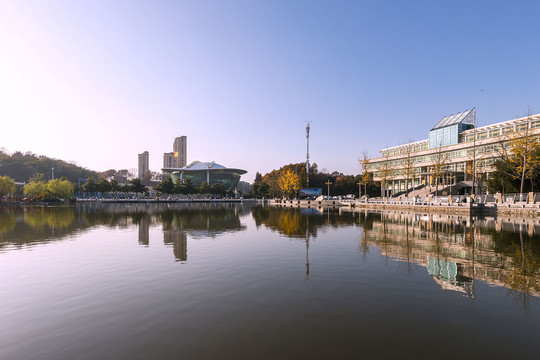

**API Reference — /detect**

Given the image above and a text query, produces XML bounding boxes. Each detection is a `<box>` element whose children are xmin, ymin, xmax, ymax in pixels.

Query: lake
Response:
<box><xmin>1</xmin><ymin>203</ymin><xmax>539</xmax><ymax>359</ymax></box>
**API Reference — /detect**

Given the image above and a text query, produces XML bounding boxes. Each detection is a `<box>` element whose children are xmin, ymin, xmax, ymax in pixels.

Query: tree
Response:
<box><xmin>507</xmin><ymin>113</ymin><xmax>540</xmax><ymax>194</ymax></box>
<box><xmin>0</xmin><ymin>175</ymin><xmax>16</xmax><ymax>198</ymax></box>
<box><xmin>100</xmin><ymin>169</ymin><xmax>117</xmax><ymax>180</ymax></box>
<box><xmin>129</xmin><ymin>178</ymin><xmax>147</xmax><ymax>196</ymax></box>
<box><xmin>110</xmin><ymin>179</ymin><xmax>120</xmax><ymax>197</ymax></box>
<box><xmin>376</xmin><ymin>153</ymin><xmax>395</xmax><ymax>198</ymax></box>
<box><xmin>0</xmin><ymin>151</ymin><xmax>99</xmax><ymax>183</ymax></box>
<box><xmin>252</xmin><ymin>181</ymin><xmax>270</xmax><ymax>198</ymax></box>
<box><xmin>96</xmin><ymin>177</ymin><xmax>112</xmax><ymax>194</ymax></box>
<box><xmin>278</xmin><ymin>169</ymin><xmax>301</xmax><ymax>199</ymax></box>
<box><xmin>359</xmin><ymin>151</ymin><xmax>372</xmax><ymax>197</ymax></box>
<box><xmin>154</xmin><ymin>177</ymin><xmax>175</xmax><ymax>195</ymax></box>
<box><xmin>83</xmin><ymin>177</ymin><xmax>97</xmax><ymax>196</ymax></box>
<box><xmin>399</xmin><ymin>143</ymin><xmax>417</xmax><ymax>197</ymax></box>
<box><xmin>47</xmin><ymin>178</ymin><xmax>74</xmax><ymax>200</ymax></box>
<box><xmin>115</xmin><ymin>169</ymin><xmax>131</xmax><ymax>182</ymax></box>
<box><xmin>210</xmin><ymin>183</ymin><xmax>226</xmax><ymax>196</ymax></box>
<box><xmin>430</xmin><ymin>140</ymin><xmax>449</xmax><ymax>195</ymax></box>
<box><xmin>24</xmin><ymin>174</ymin><xmax>48</xmax><ymax>199</ymax></box>
<box><xmin>198</xmin><ymin>181</ymin><xmax>210</xmax><ymax>194</ymax></box>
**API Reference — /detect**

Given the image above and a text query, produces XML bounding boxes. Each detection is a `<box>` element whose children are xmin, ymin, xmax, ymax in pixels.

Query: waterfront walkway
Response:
<box><xmin>269</xmin><ymin>195</ymin><xmax>540</xmax><ymax>218</ymax></box>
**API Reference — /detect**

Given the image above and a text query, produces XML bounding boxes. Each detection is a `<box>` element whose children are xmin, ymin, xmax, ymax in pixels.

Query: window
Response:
<box><xmin>477</xmin><ymin>132</ymin><xmax>487</xmax><ymax>140</ymax></box>
<box><xmin>502</xmin><ymin>126</ymin><xmax>514</xmax><ymax>135</ymax></box>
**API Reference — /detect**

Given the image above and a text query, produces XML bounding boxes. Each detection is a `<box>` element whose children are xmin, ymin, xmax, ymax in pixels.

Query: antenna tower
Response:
<box><xmin>306</xmin><ymin>121</ymin><xmax>310</xmax><ymax>186</ymax></box>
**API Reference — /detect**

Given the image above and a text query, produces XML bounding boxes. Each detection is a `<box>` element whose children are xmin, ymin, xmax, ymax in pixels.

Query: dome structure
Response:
<box><xmin>163</xmin><ymin>161</ymin><xmax>247</xmax><ymax>189</ymax></box>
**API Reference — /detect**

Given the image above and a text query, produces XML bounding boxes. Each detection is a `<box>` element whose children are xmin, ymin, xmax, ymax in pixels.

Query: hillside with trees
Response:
<box><xmin>0</xmin><ymin>150</ymin><xmax>99</xmax><ymax>183</ymax></box>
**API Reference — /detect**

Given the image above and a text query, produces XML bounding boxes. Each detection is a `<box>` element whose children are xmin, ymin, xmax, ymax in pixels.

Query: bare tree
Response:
<box><xmin>400</xmin><ymin>142</ymin><xmax>417</xmax><ymax>197</ymax></box>
<box><xmin>376</xmin><ymin>152</ymin><xmax>395</xmax><ymax>199</ymax></box>
<box><xmin>430</xmin><ymin>140</ymin><xmax>449</xmax><ymax>197</ymax></box>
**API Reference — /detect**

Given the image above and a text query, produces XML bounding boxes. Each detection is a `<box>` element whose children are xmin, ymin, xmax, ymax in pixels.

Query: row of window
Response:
<box><xmin>372</xmin><ymin>158</ymin><xmax>496</xmax><ymax>178</ymax></box>
<box><xmin>371</xmin><ymin>143</ymin><xmax>503</xmax><ymax>171</ymax></box>
<box><xmin>381</xmin><ymin>119</ymin><xmax>540</xmax><ymax>157</ymax></box>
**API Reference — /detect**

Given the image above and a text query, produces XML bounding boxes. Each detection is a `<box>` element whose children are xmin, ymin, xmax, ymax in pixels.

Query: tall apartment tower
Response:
<box><xmin>163</xmin><ymin>136</ymin><xmax>187</xmax><ymax>169</ymax></box>
<box><xmin>173</xmin><ymin>136</ymin><xmax>187</xmax><ymax>168</ymax></box>
<box><xmin>138</xmin><ymin>151</ymin><xmax>149</xmax><ymax>179</ymax></box>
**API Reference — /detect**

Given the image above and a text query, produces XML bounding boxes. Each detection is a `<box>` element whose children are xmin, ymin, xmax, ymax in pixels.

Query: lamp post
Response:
<box><xmin>325</xmin><ymin>180</ymin><xmax>332</xmax><ymax>199</ymax></box>
<box><xmin>358</xmin><ymin>182</ymin><xmax>362</xmax><ymax>199</ymax></box>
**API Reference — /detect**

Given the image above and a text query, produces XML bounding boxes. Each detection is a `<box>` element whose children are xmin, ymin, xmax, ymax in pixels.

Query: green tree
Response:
<box><xmin>154</xmin><ymin>177</ymin><xmax>175</xmax><ymax>194</ymax></box>
<box><xmin>129</xmin><ymin>178</ymin><xmax>147</xmax><ymax>196</ymax></box>
<box><xmin>210</xmin><ymin>182</ymin><xmax>226</xmax><ymax>196</ymax></box>
<box><xmin>198</xmin><ymin>181</ymin><xmax>210</xmax><ymax>194</ymax></box>
<box><xmin>252</xmin><ymin>181</ymin><xmax>270</xmax><ymax>198</ymax></box>
<box><xmin>24</xmin><ymin>174</ymin><xmax>48</xmax><ymax>199</ymax></box>
<box><xmin>96</xmin><ymin>177</ymin><xmax>112</xmax><ymax>194</ymax></box>
<box><xmin>110</xmin><ymin>179</ymin><xmax>120</xmax><ymax>196</ymax></box>
<box><xmin>0</xmin><ymin>175</ymin><xmax>16</xmax><ymax>198</ymax></box>
<box><xmin>83</xmin><ymin>177</ymin><xmax>97</xmax><ymax>196</ymax></box>
<box><xmin>47</xmin><ymin>178</ymin><xmax>74</xmax><ymax>200</ymax></box>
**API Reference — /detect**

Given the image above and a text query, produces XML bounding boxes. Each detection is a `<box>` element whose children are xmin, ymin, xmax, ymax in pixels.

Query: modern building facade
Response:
<box><xmin>138</xmin><ymin>151</ymin><xmax>149</xmax><ymax>179</ymax></box>
<box><xmin>369</xmin><ymin>109</ymin><xmax>540</xmax><ymax>196</ymax></box>
<box><xmin>164</xmin><ymin>161</ymin><xmax>247</xmax><ymax>189</ymax></box>
<box><xmin>163</xmin><ymin>136</ymin><xmax>187</xmax><ymax>170</ymax></box>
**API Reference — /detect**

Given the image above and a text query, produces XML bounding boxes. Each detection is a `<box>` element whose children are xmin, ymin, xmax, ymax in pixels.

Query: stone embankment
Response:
<box><xmin>268</xmin><ymin>199</ymin><xmax>540</xmax><ymax>218</ymax></box>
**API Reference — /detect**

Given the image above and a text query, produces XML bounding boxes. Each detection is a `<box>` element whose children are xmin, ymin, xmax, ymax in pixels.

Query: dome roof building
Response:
<box><xmin>163</xmin><ymin>161</ymin><xmax>247</xmax><ymax>189</ymax></box>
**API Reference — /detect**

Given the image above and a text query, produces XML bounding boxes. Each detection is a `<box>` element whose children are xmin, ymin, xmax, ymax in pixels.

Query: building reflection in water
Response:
<box><xmin>163</xmin><ymin>229</ymin><xmax>187</xmax><ymax>262</ymax></box>
<box><xmin>138</xmin><ymin>214</ymin><xmax>152</xmax><ymax>247</ymax></box>
<box><xmin>356</xmin><ymin>209</ymin><xmax>540</xmax><ymax>301</ymax></box>
<box><xmin>2</xmin><ymin>204</ymin><xmax>539</xmax><ymax>303</ymax></box>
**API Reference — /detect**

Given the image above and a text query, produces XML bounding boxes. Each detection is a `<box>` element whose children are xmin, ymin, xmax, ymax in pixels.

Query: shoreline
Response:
<box><xmin>268</xmin><ymin>199</ymin><xmax>540</xmax><ymax>218</ymax></box>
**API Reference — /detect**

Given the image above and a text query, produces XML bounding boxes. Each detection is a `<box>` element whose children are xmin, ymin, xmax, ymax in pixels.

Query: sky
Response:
<box><xmin>1</xmin><ymin>0</ymin><xmax>540</xmax><ymax>182</ymax></box>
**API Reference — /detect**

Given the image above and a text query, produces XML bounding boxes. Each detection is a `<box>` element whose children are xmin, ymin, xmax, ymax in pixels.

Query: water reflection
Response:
<box><xmin>0</xmin><ymin>204</ymin><xmax>247</xmax><ymax>263</ymax></box>
<box><xmin>1</xmin><ymin>204</ymin><xmax>539</xmax><ymax>300</ymax></box>
<box><xmin>359</xmin><ymin>210</ymin><xmax>540</xmax><ymax>302</ymax></box>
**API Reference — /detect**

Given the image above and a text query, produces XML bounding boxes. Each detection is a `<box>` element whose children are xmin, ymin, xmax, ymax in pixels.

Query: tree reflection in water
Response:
<box><xmin>1</xmin><ymin>204</ymin><xmax>539</xmax><ymax>304</ymax></box>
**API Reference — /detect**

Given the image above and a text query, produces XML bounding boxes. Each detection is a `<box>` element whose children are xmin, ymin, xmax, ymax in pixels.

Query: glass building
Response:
<box><xmin>428</xmin><ymin>109</ymin><xmax>475</xmax><ymax>148</ymax></box>
<box><xmin>369</xmin><ymin>109</ymin><xmax>540</xmax><ymax>196</ymax></box>
<box><xmin>163</xmin><ymin>161</ymin><xmax>247</xmax><ymax>189</ymax></box>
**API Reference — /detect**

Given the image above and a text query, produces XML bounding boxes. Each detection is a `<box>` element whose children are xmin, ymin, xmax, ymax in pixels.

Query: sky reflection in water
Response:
<box><xmin>1</xmin><ymin>203</ymin><xmax>539</xmax><ymax>359</ymax></box>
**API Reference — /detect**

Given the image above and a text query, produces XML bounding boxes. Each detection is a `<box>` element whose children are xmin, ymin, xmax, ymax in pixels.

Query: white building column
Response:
<box><xmin>207</xmin><ymin>171</ymin><xmax>210</xmax><ymax>183</ymax></box>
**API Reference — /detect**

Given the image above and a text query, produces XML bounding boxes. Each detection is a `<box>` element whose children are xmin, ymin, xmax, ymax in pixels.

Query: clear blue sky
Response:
<box><xmin>1</xmin><ymin>0</ymin><xmax>539</xmax><ymax>182</ymax></box>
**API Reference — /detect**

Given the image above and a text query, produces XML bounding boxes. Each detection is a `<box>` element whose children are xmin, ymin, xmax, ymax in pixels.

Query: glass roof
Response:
<box><xmin>431</xmin><ymin>108</ymin><xmax>475</xmax><ymax>130</ymax></box>
<box><xmin>183</xmin><ymin>161</ymin><xmax>226</xmax><ymax>170</ymax></box>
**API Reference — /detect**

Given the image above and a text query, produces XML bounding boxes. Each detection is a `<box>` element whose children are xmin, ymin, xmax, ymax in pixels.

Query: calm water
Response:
<box><xmin>1</xmin><ymin>203</ymin><xmax>539</xmax><ymax>359</ymax></box>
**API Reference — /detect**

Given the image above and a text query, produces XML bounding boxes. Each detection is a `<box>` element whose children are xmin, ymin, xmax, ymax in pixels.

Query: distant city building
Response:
<box><xmin>164</xmin><ymin>161</ymin><xmax>247</xmax><ymax>189</ymax></box>
<box><xmin>138</xmin><ymin>151</ymin><xmax>149</xmax><ymax>179</ymax></box>
<box><xmin>163</xmin><ymin>152</ymin><xmax>175</xmax><ymax>169</ymax></box>
<box><xmin>173</xmin><ymin>136</ymin><xmax>187</xmax><ymax>168</ymax></box>
<box><xmin>237</xmin><ymin>181</ymin><xmax>252</xmax><ymax>194</ymax></box>
<box><xmin>162</xmin><ymin>136</ymin><xmax>187</xmax><ymax>172</ymax></box>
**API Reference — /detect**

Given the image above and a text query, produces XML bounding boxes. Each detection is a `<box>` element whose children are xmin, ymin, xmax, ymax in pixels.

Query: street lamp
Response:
<box><xmin>325</xmin><ymin>180</ymin><xmax>332</xmax><ymax>199</ymax></box>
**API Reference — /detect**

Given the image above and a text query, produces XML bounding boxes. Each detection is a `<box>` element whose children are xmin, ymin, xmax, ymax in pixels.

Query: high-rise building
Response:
<box><xmin>163</xmin><ymin>152</ymin><xmax>175</xmax><ymax>169</ymax></box>
<box><xmin>138</xmin><ymin>151</ymin><xmax>149</xmax><ymax>179</ymax></box>
<box><xmin>163</xmin><ymin>136</ymin><xmax>187</xmax><ymax>170</ymax></box>
<box><xmin>173</xmin><ymin>136</ymin><xmax>187</xmax><ymax>168</ymax></box>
